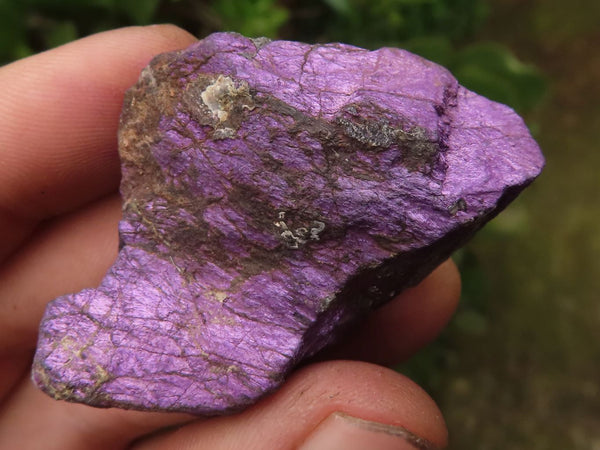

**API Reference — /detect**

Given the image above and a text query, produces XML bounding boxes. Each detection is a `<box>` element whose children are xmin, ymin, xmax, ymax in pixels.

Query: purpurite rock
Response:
<box><xmin>32</xmin><ymin>33</ymin><xmax>544</xmax><ymax>414</ymax></box>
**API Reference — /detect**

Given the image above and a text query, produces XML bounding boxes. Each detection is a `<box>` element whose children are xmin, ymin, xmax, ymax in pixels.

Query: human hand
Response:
<box><xmin>0</xmin><ymin>25</ymin><xmax>460</xmax><ymax>450</ymax></box>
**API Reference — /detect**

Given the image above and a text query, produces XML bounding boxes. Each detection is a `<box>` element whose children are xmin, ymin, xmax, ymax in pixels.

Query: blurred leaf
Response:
<box><xmin>451</xmin><ymin>42</ymin><xmax>547</xmax><ymax>112</ymax></box>
<box><xmin>44</xmin><ymin>21</ymin><xmax>78</xmax><ymax>48</ymax></box>
<box><xmin>454</xmin><ymin>42</ymin><xmax>529</xmax><ymax>76</ymax></box>
<box><xmin>0</xmin><ymin>0</ymin><xmax>27</xmax><ymax>63</ymax></box>
<box><xmin>12</xmin><ymin>42</ymin><xmax>34</xmax><ymax>60</ymax></box>
<box><xmin>91</xmin><ymin>0</ymin><xmax>117</xmax><ymax>7</ymax></box>
<box><xmin>403</xmin><ymin>35</ymin><xmax>453</xmax><ymax>67</ymax></box>
<box><xmin>313</xmin><ymin>0</ymin><xmax>490</xmax><ymax>49</ymax></box>
<box><xmin>392</xmin><ymin>0</ymin><xmax>434</xmax><ymax>4</ymax></box>
<box><xmin>213</xmin><ymin>0</ymin><xmax>289</xmax><ymax>37</ymax></box>
<box><xmin>117</xmin><ymin>0</ymin><xmax>161</xmax><ymax>24</ymax></box>
<box><xmin>453</xmin><ymin>62</ymin><xmax>519</xmax><ymax>108</ymax></box>
<box><xmin>25</xmin><ymin>0</ymin><xmax>115</xmax><ymax>10</ymax></box>
<box><xmin>322</xmin><ymin>0</ymin><xmax>352</xmax><ymax>15</ymax></box>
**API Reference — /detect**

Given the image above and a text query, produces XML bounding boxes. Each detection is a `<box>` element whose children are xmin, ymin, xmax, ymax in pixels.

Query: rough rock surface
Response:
<box><xmin>32</xmin><ymin>32</ymin><xmax>544</xmax><ymax>414</ymax></box>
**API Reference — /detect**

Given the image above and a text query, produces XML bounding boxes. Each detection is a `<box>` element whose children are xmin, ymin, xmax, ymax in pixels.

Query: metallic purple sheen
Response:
<box><xmin>32</xmin><ymin>33</ymin><xmax>544</xmax><ymax>414</ymax></box>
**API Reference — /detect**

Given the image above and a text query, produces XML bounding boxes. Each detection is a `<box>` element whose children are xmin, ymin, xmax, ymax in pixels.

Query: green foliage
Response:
<box><xmin>0</xmin><ymin>0</ymin><xmax>30</xmax><ymax>62</ymax></box>
<box><xmin>0</xmin><ymin>0</ymin><xmax>163</xmax><ymax>64</ymax></box>
<box><xmin>451</xmin><ymin>42</ymin><xmax>547</xmax><ymax>113</ymax></box>
<box><xmin>315</xmin><ymin>0</ymin><xmax>490</xmax><ymax>48</ymax></box>
<box><xmin>117</xmin><ymin>0</ymin><xmax>161</xmax><ymax>25</ymax></box>
<box><xmin>322</xmin><ymin>0</ymin><xmax>352</xmax><ymax>15</ymax></box>
<box><xmin>44</xmin><ymin>20</ymin><xmax>77</xmax><ymax>48</ymax></box>
<box><xmin>212</xmin><ymin>0</ymin><xmax>289</xmax><ymax>38</ymax></box>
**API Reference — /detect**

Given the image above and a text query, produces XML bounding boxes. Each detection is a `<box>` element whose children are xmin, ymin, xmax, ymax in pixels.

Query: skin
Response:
<box><xmin>0</xmin><ymin>25</ymin><xmax>461</xmax><ymax>450</ymax></box>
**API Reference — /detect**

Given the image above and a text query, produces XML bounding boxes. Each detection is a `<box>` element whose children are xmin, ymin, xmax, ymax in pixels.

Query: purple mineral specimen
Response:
<box><xmin>32</xmin><ymin>33</ymin><xmax>543</xmax><ymax>414</ymax></box>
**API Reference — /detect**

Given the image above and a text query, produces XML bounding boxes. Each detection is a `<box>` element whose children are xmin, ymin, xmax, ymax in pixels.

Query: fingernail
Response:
<box><xmin>298</xmin><ymin>412</ymin><xmax>439</xmax><ymax>450</ymax></box>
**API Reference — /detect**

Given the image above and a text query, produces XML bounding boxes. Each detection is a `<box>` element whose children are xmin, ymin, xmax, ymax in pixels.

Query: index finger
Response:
<box><xmin>0</xmin><ymin>25</ymin><xmax>196</xmax><ymax>259</ymax></box>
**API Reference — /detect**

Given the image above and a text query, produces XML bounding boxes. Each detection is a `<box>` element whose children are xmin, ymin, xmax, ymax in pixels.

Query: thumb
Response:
<box><xmin>133</xmin><ymin>360</ymin><xmax>447</xmax><ymax>450</ymax></box>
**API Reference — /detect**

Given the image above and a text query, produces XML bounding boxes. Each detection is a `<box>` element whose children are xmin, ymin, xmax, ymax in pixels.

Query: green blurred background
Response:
<box><xmin>2</xmin><ymin>0</ymin><xmax>598</xmax><ymax>447</ymax></box>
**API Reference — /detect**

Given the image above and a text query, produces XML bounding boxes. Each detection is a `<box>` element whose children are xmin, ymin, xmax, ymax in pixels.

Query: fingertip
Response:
<box><xmin>133</xmin><ymin>361</ymin><xmax>447</xmax><ymax>450</ymax></box>
<box><xmin>432</xmin><ymin>258</ymin><xmax>461</xmax><ymax>310</ymax></box>
<box><xmin>285</xmin><ymin>361</ymin><xmax>448</xmax><ymax>448</ymax></box>
<box><xmin>142</xmin><ymin>24</ymin><xmax>197</xmax><ymax>44</ymax></box>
